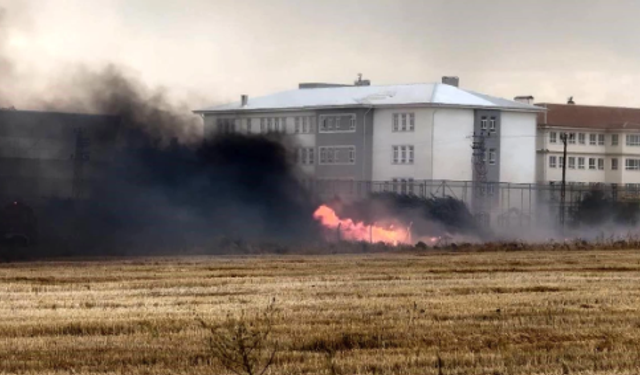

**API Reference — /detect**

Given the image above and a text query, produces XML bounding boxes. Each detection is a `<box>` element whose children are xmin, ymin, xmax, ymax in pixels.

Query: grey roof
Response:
<box><xmin>194</xmin><ymin>83</ymin><xmax>544</xmax><ymax>113</ymax></box>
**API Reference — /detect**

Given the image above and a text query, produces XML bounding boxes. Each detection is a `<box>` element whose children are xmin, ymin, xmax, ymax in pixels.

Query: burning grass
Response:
<box><xmin>1</xmin><ymin>249</ymin><xmax>640</xmax><ymax>374</ymax></box>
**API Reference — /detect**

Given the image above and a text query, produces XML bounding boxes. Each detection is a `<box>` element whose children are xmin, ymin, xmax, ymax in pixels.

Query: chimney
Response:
<box><xmin>354</xmin><ymin>73</ymin><xmax>371</xmax><ymax>86</ymax></box>
<box><xmin>514</xmin><ymin>95</ymin><xmax>535</xmax><ymax>105</ymax></box>
<box><xmin>567</xmin><ymin>96</ymin><xmax>575</xmax><ymax>105</ymax></box>
<box><xmin>241</xmin><ymin>95</ymin><xmax>248</xmax><ymax>107</ymax></box>
<box><xmin>442</xmin><ymin>76</ymin><xmax>459</xmax><ymax>87</ymax></box>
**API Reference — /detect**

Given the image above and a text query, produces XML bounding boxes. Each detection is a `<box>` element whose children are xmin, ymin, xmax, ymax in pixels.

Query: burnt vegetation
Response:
<box><xmin>329</xmin><ymin>192</ymin><xmax>486</xmax><ymax>240</ymax></box>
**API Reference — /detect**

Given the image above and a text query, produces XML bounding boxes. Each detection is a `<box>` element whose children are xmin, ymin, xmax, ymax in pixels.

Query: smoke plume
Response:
<box><xmin>0</xmin><ymin>7</ymin><xmax>327</xmax><ymax>256</ymax></box>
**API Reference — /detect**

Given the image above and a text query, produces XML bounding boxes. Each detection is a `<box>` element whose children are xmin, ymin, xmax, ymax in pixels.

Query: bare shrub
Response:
<box><xmin>198</xmin><ymin>301</ymin><xmax>278</xmax><ymax>375</ymax></box>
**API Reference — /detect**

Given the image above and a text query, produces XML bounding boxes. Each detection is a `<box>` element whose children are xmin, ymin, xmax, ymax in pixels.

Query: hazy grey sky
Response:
<box><xmin>2</xmin><ymin>0</ymin><xmax>640</xmax><ymax>109</ymax></box>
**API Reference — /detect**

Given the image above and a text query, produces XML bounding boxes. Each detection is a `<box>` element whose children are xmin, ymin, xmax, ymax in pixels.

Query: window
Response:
<box><xmin>550</xmin><ymin>132</ymin><xmax>557</xmax><ymax>144</ymax></box>
<box><xmin>392</xmin><ymin>145</ymin><xmax>415</xmax><ymax>164</ymax></box>
<box><xmin>578</xmin><ymin>133</ymin><xmax>585</xmax><ymax>145</ymax></box>
<box><xmin>246</xmin><ymin>118</ymin><xmax>252</xmax><ymax>133</ymax></box>
<box><xmin>578</xmin><ymin>157</ymin><xmax>585</xmax><ymax>169</ymax></box>
<box><xmin>392</xmin><ymin>113</ymin><xmax>415</xmax><ymax>132</ymax></box>
<box><xmin>308</xmin><ymin>148</ymin><xmax>315</xmax><ymax>165</ymax></box>
<box><xmin>486</xmin><ymin>183</ymin><xmax>497</xmax><ymax>197</ymax></box>
<box><xmin>216</xmin><ymin>119</ymin><xmax>235</xmax><ymax>134</ymax></box>
<box><xmin>626</xmin><ymin>184</ymin><xmax>640</xmax><ymax>195</ymax></box>
<box><xmin>267</xmin><ymin>118</ymin><xmax>273</xmax><ymax>131</ymax></box>
<box><xmin>559</xmin><ymin>156</ymin><xmax>564</xmax><ymax>168</ymax></box>
<box><xmin>567</xmin><ymin>133</ymin><xmax>576</xmax><ymax>144</ymax></box>
<box><xmin>318</xmin><ymin>146</ymin><xmax>356</xmax><ymax>165</ymax></box>
<box><xmin>589</xmin><ymin>158</ymin><xmax>596</xmax><ymax>170</ymax></box>
<box><xmin>488</xmin><ymin>148</ymin><xmax>496</xmax><ymax>165</ymax></box>
<box><xmin>597</xmin><ymin>134</ymin><xmax>605</xmax><ymax>146</ymax></box>
<box><xmin>295</xmin><ymin>117</ymin><xmax>313</xmax><ymax>134</ymax></box>
<box><xmin>549</xmin><ymin>156</ymin><xmax>557</xmax><ymax>168</ymax></box>
<box><xmin>319</xmin><ymin>114</ymin><xmax>356</xmax><ymax>133</ymax></box>
<box><xmin>295</xmin><ymin>147</ymin><xmax>315</xmax><ymax>165</ymax></box>
<box><xmin>274</xmin><ymin>118</ymin><xmax>279</xmax><ymax>132</ymax></box>
<box><xmin>611</xmin><ymin>158</ymin><xmax>619</xmax><ymax>170</ymax></box>
<box><xmin>626</xmin><ymin>134</ymin><xmax>640</xmax><ymax>146</ymax></box>
<box><xmin>260</xmin><ymin>118</ymin><xmax>266</xmax><ymax>133</ymax></box>
<box><xmin>598</xmin><ymin>158</ymin><xmax>604</xmax><ymax>170</ymax></box>
<box><xmin>626</xmin><ymin>183</ymin><xmax>640</xmax><ymax>192</ymax></box>
<box><xmin>480</xmin><ymin>117</ymin><xmax>488</xmax><ymax>131</ymax></box>
<box><xmin>568</xmin><ymin>157</ymin><xmax>576</xmax><ymax>169</ymax></box>
<box><xmin>611</xmin><ymin>134</ymin><xmax>619</xmax><ymax>146</ymax></box>
<box><xmin>392</xmin><ymin>178</ymin><xmax>414</xmax><ymax>195</ymax></box>
<box><xmin>489</xmin><ymin>117</ymin><xmax>496</xmax><ymax>132</ymax></box>
<box><xmin>626</xmin><ymin>158</ymin><xmax>640</xmax><ymax>170</ymax></box>
<box><xmin>589</xmin><ymin>134</ymin><xmax>596</xmax><ymax>145</ymax></box>
<box><xmin>309</xmin><ymin>117</ymin><xmax>316</xmax><ymax>133</ymax></box>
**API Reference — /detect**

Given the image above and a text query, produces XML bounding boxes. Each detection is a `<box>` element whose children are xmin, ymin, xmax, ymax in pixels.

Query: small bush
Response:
<box><xmin>198</xmin><ymin>301</ymin><xmax>278</xmax><ymax>375</ymax></box>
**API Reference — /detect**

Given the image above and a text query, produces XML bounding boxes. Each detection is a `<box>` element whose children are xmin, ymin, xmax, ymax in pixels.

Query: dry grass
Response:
<box><xmin>2</xmin><ymin>249</ymin><xmax>640</xmax><ymax>374</ymax></box>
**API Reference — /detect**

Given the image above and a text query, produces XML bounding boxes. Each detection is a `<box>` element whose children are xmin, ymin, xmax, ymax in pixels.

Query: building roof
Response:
<box><xmin>537</xmin><ymin>103</ymin><xmax>640</xmax><ymax>130</ymax></box>
<box><xmin>195</xmin><ymin>83</ymin><xmax>543</xmax><ymax>113</ymax></box>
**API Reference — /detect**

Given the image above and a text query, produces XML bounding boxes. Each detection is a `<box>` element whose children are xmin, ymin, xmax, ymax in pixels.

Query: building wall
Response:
<box><xmin>537</xmin><ymin>127</ymin><xmax>640</xmax><ymax>186</ymax></box>
<box><xmin>202</xmin><ymin>111</ymin><xmax>320</xmax><ymax>176</ymax></box>
<box><xmin>372</xmin><ymin>107</ymin><xmax>436</xmax><ymax>181</ymax></box>
<box><xmin>432</xmin><ymin>108</ymin><xmax>475</xmax><ymax>181</ymax></box>
<box><xmin>315</xmin><ymin>108</ymin><xmax>373</xmax><ymax>181</ymax></box>
<box><xmin>0</xmin><ymin>110</ymin><xmax>120</xmax><ymax>200</ymax></box>
<box><xmin>203</xmin><ymin>107</ymin><xmax>541</xmax><ymax>185</ymax></box>
<box><xmin>473</xmin><ymin>110</ymin><xmax>501</xmax><ymax>182</ymax></box>
<box><xmin>500</xmin><ymin>111</ymin><xmax>537</xmax><ymax>183</ymax></box>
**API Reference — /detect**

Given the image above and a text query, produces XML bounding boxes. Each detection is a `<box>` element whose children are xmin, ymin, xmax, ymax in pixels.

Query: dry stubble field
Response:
<box><xmin>1</xmin><ymin>249</ymin><xmax>640</xmax><ymax>374</ymax></box>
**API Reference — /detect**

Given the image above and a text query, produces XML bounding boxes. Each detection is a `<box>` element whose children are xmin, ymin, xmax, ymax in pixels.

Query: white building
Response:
<box><xmin>194</xmin><ymin>78</ymin><xmax>542</xmax><ymax>187</ymax></box>
<box><xmin>194</xmin><ymin>77</ymin><xmax>544</xmax><ymax>225</ymax></box>
<box><xmin>536</xmin><ymin>102</ymin><xmax>640</xmax><ymax>193</ymax></box>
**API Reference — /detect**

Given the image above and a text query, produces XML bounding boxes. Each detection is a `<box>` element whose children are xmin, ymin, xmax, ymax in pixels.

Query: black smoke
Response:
<box><xmin>37</xmin><ymin>133</ymin><xmax>322</xmax><ymax>256</ymax></box>
<box><xmin>0</xmin><ymin>8</ymin><xmax>323</xmax><ymax>256</ymax></box>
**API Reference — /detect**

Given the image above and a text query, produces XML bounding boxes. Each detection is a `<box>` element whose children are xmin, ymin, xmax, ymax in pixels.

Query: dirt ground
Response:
<box><xmin>1</xmin><ymin>249</ymin><xmax>640</xmax><ymax>374</ymax></box>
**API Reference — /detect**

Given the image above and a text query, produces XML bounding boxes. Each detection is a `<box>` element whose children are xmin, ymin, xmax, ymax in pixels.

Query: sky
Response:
<box><xmin>2</xmin><ymin>0</ymin><xmax>640</xmax><ymax>110</ymax></box>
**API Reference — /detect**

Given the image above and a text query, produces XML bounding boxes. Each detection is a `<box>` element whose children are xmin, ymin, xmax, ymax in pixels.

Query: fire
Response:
<box><xmin>313</xmin><ymin>205</ymin><xmax>410</xmax><ymax>245</ymax></box>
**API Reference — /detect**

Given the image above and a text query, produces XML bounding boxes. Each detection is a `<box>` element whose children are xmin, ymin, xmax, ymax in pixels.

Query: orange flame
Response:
<box><xmin>313</xmin><ymin>205</ymin><xmax>410</xmax><ymax>245</ymax></box>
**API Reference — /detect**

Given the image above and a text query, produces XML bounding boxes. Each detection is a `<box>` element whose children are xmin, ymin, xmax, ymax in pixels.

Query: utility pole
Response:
<box><xmin>559</xmin><ymin>132</ymin><xmax>568</xmax><ymax>232</ymax></box>
<box><xmin>472</xmin><ymin>131</ymin><xmax>490</xmax><ymax>227</ymax></box>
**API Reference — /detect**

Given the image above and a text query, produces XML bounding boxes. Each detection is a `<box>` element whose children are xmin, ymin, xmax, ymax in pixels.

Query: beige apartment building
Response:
<box><xmin>536</xmin><ymin>103</ymin><xmax>640</xmax><ymax>191</ymax></box>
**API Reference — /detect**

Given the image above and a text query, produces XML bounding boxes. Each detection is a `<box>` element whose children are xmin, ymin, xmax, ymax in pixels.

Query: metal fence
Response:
<box><xmin>302</xmin><ymin>179</ymin><xmax>639</xmax><ymax>229</ymax></box>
